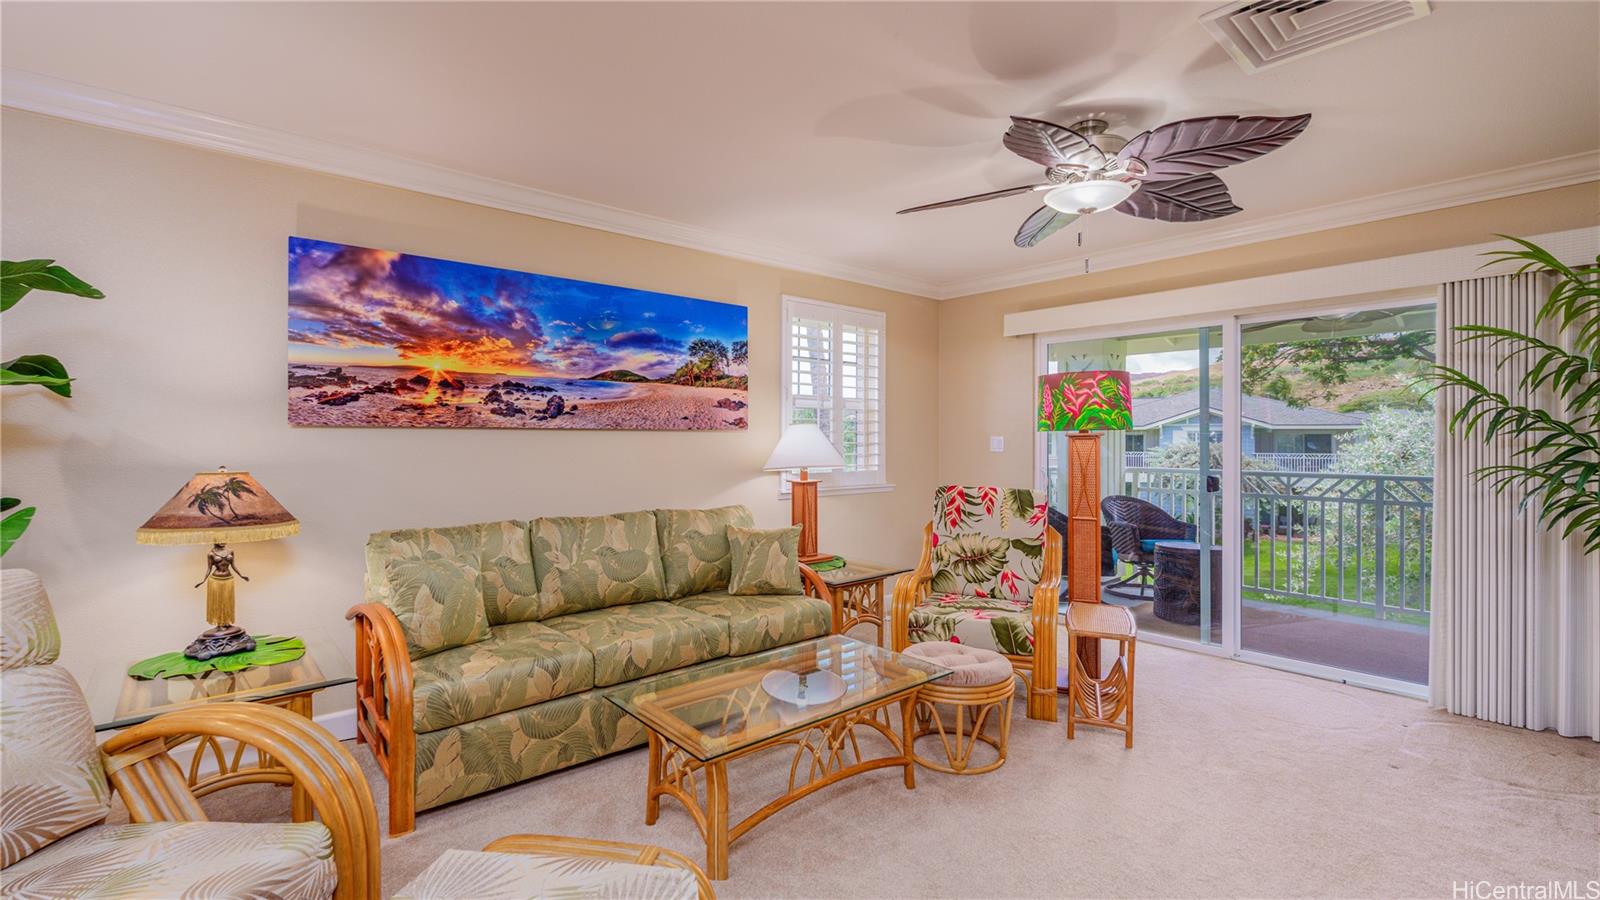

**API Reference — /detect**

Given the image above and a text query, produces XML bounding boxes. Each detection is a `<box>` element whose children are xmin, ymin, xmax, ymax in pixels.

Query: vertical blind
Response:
<box><xmin>1431</xmin><ymin>273</ymin><xmax>1599</xmax><ymax>740</ymax></box>
<box><xmin>784</xmin><ymin>297</ymin><xmax>886</xmax><ymax>487</ymax></box>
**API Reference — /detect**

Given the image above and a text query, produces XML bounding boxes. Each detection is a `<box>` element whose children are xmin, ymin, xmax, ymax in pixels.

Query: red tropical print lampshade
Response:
<box><xmin>1037</xmin><ymin>370</ymin><xmax>1133</xmax><ymax>432</ymax></box>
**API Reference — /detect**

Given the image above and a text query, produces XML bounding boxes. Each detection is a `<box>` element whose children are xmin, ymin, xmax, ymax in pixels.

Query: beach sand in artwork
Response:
<box><xmin>287</xmin><ymin>365</ymin><xmax>747</xmax><ymax>430</ymax></box>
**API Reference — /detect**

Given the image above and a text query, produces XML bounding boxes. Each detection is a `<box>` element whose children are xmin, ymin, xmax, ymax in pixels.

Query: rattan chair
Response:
<box><xmin>1101</xmin><ymin>496</ymin><xmax>1196</xmax><ymax>601</ymax></box>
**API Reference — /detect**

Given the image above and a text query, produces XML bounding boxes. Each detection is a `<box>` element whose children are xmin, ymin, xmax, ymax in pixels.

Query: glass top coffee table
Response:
<box><xmin>607</xmin><ymin>635</ymin><xmax>948</xmax><ymax>880</ymax></box>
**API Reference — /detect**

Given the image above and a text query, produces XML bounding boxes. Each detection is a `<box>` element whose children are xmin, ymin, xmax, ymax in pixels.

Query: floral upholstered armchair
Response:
<box><xmin>889</xmin><ymin>486</ymin><xmax>1063</xmax><ymax>721</ymax></box>
<box><xmin>0</xmin><ymin>570</ymin><xmax>380</xmax><ymax>899</ymax></box>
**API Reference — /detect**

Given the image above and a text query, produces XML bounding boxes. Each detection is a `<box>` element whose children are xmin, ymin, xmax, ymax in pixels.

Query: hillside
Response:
<box><xmin>1132</xmin><ymin>361</ymin><xmax>1430</xmax><ymax>413</ymax></box>
<box><xmin>588</xmin><ymin>369</ymin><xmax>649</xmax><ymax>382</ymax></box>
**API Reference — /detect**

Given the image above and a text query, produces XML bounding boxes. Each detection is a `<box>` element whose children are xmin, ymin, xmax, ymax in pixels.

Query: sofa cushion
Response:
<box><xmin>906</xmin><ymin>592</ymin><xmax>1036</xmax><ymax>657</ymax></box>
<box><xmin>370</xmin><ymin>524</ymin><xmax>492</xmax><ymax>658</ymax></box>
<box><xmin>655</xmin><ymin>505</ymin><xmax>755</xmax><ymax>598</ymax></box>
<box><xmin>411</xmin><ymin>621</ymin><xmax>595</xmax><ymax>733</ymax></box>
<box><xmin>726</xmin><ymin>525</ymin><xmax>805</xmax><ymax>596</ymax></box>
<box><xmin>530</xmin><ymin>511</ymin><xmax>666</xmax><ymax>618</ymax></box>
<box><xmin>0</xmin><ymin>821</ymin><xmax>336</xmax><ymax>899</ymax></box>
<box><xmin>542</xmin><ymin>602</ymin><xmax>728</xmax><ymax>687</ymax></box>
<box><xmin>676</xmin><ymin>591</ymin><xmax>832</xmax><ymax>656</ymax></box>
<box><xmin>480</xmin><ymin>519</ymin><xmax>541</xmax><ymax>626</ymax></box>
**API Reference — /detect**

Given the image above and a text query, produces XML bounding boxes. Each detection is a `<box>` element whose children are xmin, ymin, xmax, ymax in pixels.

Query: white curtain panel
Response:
<box><xmin>1430</xmin><ymin>273</ymin><xmax>1600</xmax><ymax>740</ymax></box>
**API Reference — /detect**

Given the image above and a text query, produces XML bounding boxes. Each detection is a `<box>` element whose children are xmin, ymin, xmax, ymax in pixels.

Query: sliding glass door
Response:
<box><xmin>1041</xmin><ymin>325</ymin><xmax>1226</xmax><ymax>647</ymax></box>
<box><xmin>1235</xmin><ymin>304</ymin><xmax>1435</xmax><ymax>685</ymax></box>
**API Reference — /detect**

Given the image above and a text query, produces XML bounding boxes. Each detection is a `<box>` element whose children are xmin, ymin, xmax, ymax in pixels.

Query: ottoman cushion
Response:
<box><xmin>904</xmin><ymin>640</ymin><xmax>1013</xmax><ymax>687</ymax></box>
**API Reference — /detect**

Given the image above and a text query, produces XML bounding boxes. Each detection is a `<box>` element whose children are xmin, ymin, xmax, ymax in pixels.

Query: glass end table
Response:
<box><xmin>804</xmin><ymin>559</ymin><xmax>912</xmax><ymax>644</ymax></box>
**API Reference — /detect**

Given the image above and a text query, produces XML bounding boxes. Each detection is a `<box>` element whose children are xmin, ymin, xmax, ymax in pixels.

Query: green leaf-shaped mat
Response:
<box><xmin>127</xmin><ymin>635</ymin><xmax>306</xmax><ymax>679</ymax></box>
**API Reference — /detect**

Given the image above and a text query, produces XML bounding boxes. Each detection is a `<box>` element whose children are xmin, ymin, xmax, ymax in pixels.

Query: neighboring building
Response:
<box><xmin>1127</xmin><ymin>390</ymin><xmax>1365</xmax><ymax>457</ymax></box>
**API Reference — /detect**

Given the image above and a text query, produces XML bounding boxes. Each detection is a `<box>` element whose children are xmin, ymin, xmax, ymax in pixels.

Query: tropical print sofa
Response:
<box><xmin>889</xmin><ymin>486</ymin><xmax>1063</xmax><ymax>722</ymax></box>
<box><xmin>348</xmin><ymin>505</ymin><xmax>833</xmax><ymax>836</ymax></box>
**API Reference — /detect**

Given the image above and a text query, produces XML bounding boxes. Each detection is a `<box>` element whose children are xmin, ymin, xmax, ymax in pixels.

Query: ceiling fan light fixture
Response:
<box><xmin>1043</xmin><ymin>178</ymin><xmax>1135</xmax><ymax>215</ymax></box>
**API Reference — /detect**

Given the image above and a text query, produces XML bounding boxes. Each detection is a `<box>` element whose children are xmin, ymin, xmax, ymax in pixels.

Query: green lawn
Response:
<box><xmin>1241</xmin><ymin>535</ymin><xmax>1429</xmax><ymax>626</ymax></box>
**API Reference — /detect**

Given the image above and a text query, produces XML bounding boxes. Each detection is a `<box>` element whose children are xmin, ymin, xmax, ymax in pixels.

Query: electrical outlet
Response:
<box><xmin>989</xmin><ymin>436</ymin><xmax>1005</xmax><ymax>453</ymax></box>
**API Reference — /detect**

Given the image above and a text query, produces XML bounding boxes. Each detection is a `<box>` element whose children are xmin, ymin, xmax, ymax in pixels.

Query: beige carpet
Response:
<box><xmin>193</xmin><ymin>642</ymin><xmax>1599</xmax><ymax>898</ymax></box>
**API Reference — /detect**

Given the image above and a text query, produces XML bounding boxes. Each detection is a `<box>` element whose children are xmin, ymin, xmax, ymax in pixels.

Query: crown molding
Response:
<box><xmin>4</xmin><ymin>68</ymin><xmax>1594</xmax><ymax>302</ymax></box>
<box><xmin>0</xmin><ymin>68</ymin><xmax>944</xmax><ymax>298</ymax></box>
<box><xmin>940</xmin><ymin>150</ymin><xmax>1600</xmax><ymax>299</ymax></box>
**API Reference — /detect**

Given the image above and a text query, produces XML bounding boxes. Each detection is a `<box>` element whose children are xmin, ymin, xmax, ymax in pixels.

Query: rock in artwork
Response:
<box><xmin>287</xmin><ymin>237</ymin><xmax>749</xmax><ymax>430</ymax></box>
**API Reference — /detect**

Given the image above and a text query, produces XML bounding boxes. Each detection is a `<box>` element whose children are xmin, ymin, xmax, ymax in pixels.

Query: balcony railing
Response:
<box><xmin>1122</xmin><ymin>466</ymin><xmax>1434</xmax><ymax>623</ymax></box>
<box><xmin>1124</xmin><ymin>451</ymin><xmax>1338</xmax><ymax>472</ymax></box>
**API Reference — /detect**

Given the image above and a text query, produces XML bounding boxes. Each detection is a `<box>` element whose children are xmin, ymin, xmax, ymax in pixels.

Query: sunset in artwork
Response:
<box><xmin>287</xmin><ymin>238</ymin><xmax>749</xmax><ymax>430</ymax></box>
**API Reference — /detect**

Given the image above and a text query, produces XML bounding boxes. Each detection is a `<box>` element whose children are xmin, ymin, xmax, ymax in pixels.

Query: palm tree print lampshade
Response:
<box><xmin>136</xmin><ymin>469</ymin><xmax>299</xmax><ymax>545</ymax></box>
<box><xmin>1037</xmin><ymin>371</ymin><xmax>1133</xmax><ymax>432</ymax></box>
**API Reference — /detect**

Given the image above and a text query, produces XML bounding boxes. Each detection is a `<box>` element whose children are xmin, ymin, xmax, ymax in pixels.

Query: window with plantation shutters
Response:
<box><xmin>782</xmin><ymin>296</ymin><xmax>888</xmax><ymax>491</ymax></box>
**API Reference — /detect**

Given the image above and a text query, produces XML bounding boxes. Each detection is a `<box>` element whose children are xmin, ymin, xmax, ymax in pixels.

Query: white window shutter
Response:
<box><xmin>781</xmin><ymin>297</ymin><xmax>887</xmax><ymax>490</ymax></box>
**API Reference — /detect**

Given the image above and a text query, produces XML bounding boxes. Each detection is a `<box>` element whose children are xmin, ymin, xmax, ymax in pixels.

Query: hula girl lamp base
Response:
<box><xmin>135</xmin><ymin>468</ymin><xmax>299</xmax><ymax>662</ymax></box>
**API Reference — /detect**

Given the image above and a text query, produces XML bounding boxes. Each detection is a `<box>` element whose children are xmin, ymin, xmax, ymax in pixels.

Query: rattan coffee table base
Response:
<box><xmin>645</xmin><ymin>692</ymin><xmax>918</xmax><ymax>880</ymax></box>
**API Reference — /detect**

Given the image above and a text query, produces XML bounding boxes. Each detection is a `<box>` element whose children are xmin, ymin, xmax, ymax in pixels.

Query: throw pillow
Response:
<box><xmin>726</xmin><ymin>525</ymin><xmax>804</xmax><ymax>595</ymax></box>
<box><xmin>382</xmin><ymin>538</ymin><xmax>491</xmax><ymax>659</ymax></box>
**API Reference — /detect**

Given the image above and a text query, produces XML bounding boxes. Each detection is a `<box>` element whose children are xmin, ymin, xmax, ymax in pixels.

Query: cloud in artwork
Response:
<box><xmin>287</xmin><ymin>237</ymin><xmax>747</xmax><ymax>378</ymax></box>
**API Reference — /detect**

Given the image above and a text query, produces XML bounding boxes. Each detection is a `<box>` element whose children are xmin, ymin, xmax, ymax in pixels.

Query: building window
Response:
<box><xmin>1125</xmin><ymin>434</ymin><xmax>1146</xmax><ymax>453</ymax></box>
<box><xmin>782</xmin><ymin>296</ymin><xmax>886</xmax><ymax>491</ymax></box>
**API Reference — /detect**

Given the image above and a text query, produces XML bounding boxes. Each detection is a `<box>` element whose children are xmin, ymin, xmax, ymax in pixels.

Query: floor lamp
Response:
<box><xmin>1038</xmin><ymin>370</ymin><xmax>1133</xmax><ymax>685</ymax></box>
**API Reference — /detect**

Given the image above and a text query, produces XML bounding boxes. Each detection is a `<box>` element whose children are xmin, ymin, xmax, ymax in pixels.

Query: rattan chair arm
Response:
<box><xmin>346</xmin><ymin>602</ymin><xmax>416</xmax><ymax>836</ymax></box>
<box><xmin>888</xmin><ymin>522</ymin><xmax>934</xmax><ymax>652</ymax></box>
<box><xmin>101</xmin><ymin>703</ymin><xmax>381</xmax><ymax>900</ymax></box>
<box><xmin>482</xmin><ymin>834</ymin><xmax>715</xmax><ymax>900</ymax></box>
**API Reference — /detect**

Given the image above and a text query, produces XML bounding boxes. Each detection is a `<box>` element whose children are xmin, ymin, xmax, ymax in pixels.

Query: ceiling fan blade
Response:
<box><xmin>1003</xmin><ymin>116</ymin><xmax>1107</xmax><ymax>170</ymax></box>
<box><xmin>1114</xmin><ymin>173</ymin><xmax>1242</xmax><ymax>222</ymax></box>
<box><xmin>896</xmin><ymin>183</ymin><xmax>1050</xmax><ymax>214</ymax></box>
<box><xmin>1116</xmin><ymin>114</ymin><xmax>1310</xmax><ymax>182</ymax></box>
<box><xmin>1014</xmin><ymin>206</ymin><xmax>1078</xmax><ymax>248</ymax></box>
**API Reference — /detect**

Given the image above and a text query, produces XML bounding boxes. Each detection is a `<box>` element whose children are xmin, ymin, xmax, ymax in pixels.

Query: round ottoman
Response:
<box><xmin>903</xmin><ymin>641</ymin><xmax>1016</xmax><ymax>775</ymax></box>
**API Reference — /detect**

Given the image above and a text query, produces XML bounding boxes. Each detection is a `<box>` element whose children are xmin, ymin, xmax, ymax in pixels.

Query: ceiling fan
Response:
<box><xmin>897</xmin><ymin>113</ymin><xmax>1311</xmax><ymax>248</ymax></box>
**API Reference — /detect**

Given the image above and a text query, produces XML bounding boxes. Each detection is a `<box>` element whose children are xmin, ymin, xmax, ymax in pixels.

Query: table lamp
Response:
<box><xmin>1038</xmin><ymin>371</ymin><xmax>1132</xmax><ymax>605</ymax></box>
<box><xmin>136</xmin><ymin>467</ymin><xmax>299</xmax><ymax>660</ymax></box>
<box><xmin>763</xmin><ymin>423</ymin><xmax>845</xmax><ymax>564</ymax></box>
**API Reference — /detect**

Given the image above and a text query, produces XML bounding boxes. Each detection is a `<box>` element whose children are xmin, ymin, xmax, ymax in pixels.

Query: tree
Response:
<box><xmin>1241</xmin><ymin>330</ymin><xmax>1435</xmax><ymax>406</ymax></box>
<box><xmin>1333</xmin><ymin>407</ymin><xmax>1435</xmax><ymax>476</ymax></box>
<box><xmin>1146</xmin><ymin>441</ymin><xmax>1275</xmax><ymax>471</ymax></box>
<box><xmin>730</xmin><ymin>339</ymin><xmax>748</xmax><ymax>368</ymax></box>
<box><xmin>685</xmin><ymin>338</ymin><xmax>729</xmax><ymax>385</ymax></box>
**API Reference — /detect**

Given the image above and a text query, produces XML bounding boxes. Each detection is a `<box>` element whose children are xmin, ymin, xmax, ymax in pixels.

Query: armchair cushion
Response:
<box><xmin>377</xmin><ymin>524</ymin><xmax>493</xmax><ymax>659</ymax></box>
<box><xmin>676</xmin><ymin>591</ymin><xmax>831</xmax><ymax>656</ymax></box>
<box><xmin>930</xmin><ymin>486</ymin><xmax>1048</xmax><ymax>601</ymax></box>
<box><xmin>543</xmin><ymin>602</ymin><xmax>729</xmax><ymax>688</ymax></box>
<box><xmin>655</xmin><ymin>505</ymin><xmax>755</xmax><ymax>598</ymax></box>
<box><xmin>0</xmin><ymin>821</ymin><xmax>336</xmax><ymax>899</ymax></box>
<box><xmin>530</xmin><ymin>511</ymin><xmax>667</xmax><ymax>617</ymax></box>
<box><xmin>906</xmin><ymin>593</ymin><xmax>1036</xmax><ymax>657</ymax></box>
<box><xmin>0</xmin><ymin>571</ymin><xmax>110</xmax><ymax>868</ymax></box>
<box><xmin>411</xmin><ymin>621</ymin><xmax>596</xmax><ymax>733</ymax></box>
<box><xmin>1</xmin><ymin>570</ymin><xmax>60</xmax><ymax>670</ymax></box>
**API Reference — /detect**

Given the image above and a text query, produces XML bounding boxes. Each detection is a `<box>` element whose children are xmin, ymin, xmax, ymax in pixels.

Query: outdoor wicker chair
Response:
<box><xmin>1101</xmin><ymin>496</ymin><xmax>1196</xmax><ymax>601</ymax></box>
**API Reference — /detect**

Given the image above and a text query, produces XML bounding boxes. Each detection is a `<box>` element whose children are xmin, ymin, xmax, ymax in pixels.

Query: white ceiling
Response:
<box><xmin>3</xmin><ymin>1</ymin><xmax>1597</xmax><ymax>298</ymax></box>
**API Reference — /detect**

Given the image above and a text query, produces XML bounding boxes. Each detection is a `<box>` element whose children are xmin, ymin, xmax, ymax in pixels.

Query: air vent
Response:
<box><xmin>1201</xmin><ymin>0</ymin><xmax>1431</xmax><ymax>73</ymax></box>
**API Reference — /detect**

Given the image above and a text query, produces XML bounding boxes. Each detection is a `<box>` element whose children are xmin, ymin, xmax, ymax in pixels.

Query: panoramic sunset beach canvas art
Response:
<box><xmin>287</xmin><ymin>237</ymin><xmax>749</xmax><ymax>430</ymax></box>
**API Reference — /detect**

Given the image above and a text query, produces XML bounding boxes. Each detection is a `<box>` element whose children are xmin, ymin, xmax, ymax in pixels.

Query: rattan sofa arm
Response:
<box><xmin>346</xmin><ymin>602</ymin><xmax>416</xmax><ymax>836</ymax></box>
<box><xmin>100</xmin><ymin>703</ymin><xmax>381</xmax><ymax>900</ymax></box>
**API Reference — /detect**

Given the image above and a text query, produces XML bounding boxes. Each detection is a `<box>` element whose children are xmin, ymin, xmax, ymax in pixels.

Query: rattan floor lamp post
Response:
<box><xmin>1038</xmin><ymin>371</ymin><xmax>1132</xmax><ymax>686</ymax></box>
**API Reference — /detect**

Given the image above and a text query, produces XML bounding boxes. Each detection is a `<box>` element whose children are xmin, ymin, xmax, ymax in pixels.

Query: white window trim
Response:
<box><xmin>779</xmin><ymin>295</ymin><xmax>889</xmax><ymax>496</ymax></box>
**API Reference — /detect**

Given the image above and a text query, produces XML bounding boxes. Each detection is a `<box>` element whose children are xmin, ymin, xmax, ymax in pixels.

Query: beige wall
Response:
<box><xmin>0</xmin><ymin>110</ymin><xmax>940</xmax><ymax>718</ymax></box>
<box><xmin>936</xmin><ymin>182</ymin><xmax>1600</xmax><ymax>490</ymax></box>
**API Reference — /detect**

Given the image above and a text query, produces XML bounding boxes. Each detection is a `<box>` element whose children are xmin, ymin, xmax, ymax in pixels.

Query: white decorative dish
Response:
<box><xmin>760</xmin><ymin>669</ymin><xmax>845</xmax><ymax>707</ymax></box>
